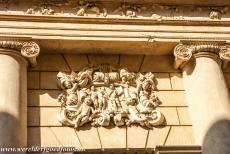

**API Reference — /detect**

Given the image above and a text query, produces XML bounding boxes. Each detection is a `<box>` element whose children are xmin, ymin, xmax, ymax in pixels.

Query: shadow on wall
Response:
<box><xmin>0</xmin><ymin>112</ymin><xmax>20</xmax><ymax>147</ymax></box>
<box><xmin>203</xmin><ymin>119</ymin><xmax>230</xmax><ymax>154</ymax></box>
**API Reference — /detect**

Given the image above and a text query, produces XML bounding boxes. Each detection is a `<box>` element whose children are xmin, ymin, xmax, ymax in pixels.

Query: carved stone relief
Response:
<box><xmin>174</xmin><ymin>41</ymin><xmax>230</xmax><ymax>69</ymax></box>
<box><xmin>0</xmin><ymin>1</ymin><xmax>229</xmax><ymax>21</ymax></box>
<box><xmin>56</xmin><ymin>64</ymin><xmax>164</xmax><ymax>128</ymax></box>
<box><xmin>0</xmin><ymin>40</ymin><xmax>40</xmax><ymax>67</ymax></box>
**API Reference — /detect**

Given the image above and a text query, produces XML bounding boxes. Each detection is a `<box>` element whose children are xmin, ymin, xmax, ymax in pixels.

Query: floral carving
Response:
<box><xmin>56</xmin><ymin>64</ymin><xmax>164</xmax><ymax>128</ymax></box>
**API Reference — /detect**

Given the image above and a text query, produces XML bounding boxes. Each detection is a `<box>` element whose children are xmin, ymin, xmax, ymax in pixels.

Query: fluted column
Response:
<box><xmin>174</xmin><ymin>41</ymin><xmax>230</xmax><ymax>152</ymax></box>
<box><xmin>0</xmin><ymin>41</ymin><xmax>39</xmax><ymax>153</ymax></box>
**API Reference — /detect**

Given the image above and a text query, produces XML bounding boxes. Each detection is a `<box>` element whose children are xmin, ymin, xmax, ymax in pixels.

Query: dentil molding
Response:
<box><xmin>56</xmin><ymin>64</ymin><xmax>164</xmax><ymax>128</ymax></box>
<box><xmin>174</xmin><ymin>41</ymin><xmax>230</xmax><ymax>69</ymax></box>
<box><xmin>0</xmin><ymin>41</ymin><xmax>40</xmax><ymax>67</ymax></box>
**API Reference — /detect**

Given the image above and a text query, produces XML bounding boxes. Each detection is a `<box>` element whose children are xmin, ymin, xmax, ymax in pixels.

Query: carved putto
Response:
<box><xmin>56</xmin><ymin>64</ymin><xmax>164</xmax><ymax>128</ymax></box>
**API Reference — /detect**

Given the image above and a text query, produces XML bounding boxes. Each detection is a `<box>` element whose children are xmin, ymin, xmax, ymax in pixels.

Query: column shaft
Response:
<box><xmin>0</xmin><ymin>49</ymin><xmax>28</xmax><ymax>149</ymax></box>
<box><xmin>182</xmin><ymin>53</ymin><xmax>230</xmax><ymax>145</ymax></box>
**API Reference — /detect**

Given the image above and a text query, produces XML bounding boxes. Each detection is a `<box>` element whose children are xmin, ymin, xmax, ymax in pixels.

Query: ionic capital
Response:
<box><xmin>174</xmin><ymin>41</ymin><xmax>230</xmax><ymax>69</ymax></box>
<box><xmin>0</xmin><ymin>41</ymin><xmax>40</xmax><ymax>67</ymax></box>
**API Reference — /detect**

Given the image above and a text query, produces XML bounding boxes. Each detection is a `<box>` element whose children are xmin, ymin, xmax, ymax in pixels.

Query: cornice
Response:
<box><xmin>0</xmin><ymin>39</ymin><xmax>40</xmax><ymax>67</ymax></box>
<box><xmin>174</xmin><ymin>41</ymin><xmax>230</xmax><ymax>69</ymax></box>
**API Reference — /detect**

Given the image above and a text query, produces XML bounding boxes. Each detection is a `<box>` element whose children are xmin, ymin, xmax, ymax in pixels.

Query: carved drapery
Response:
<box><xmin>56</xmin><ymin>64</ymin><xmax>164</xmax><ymax>128</ymax></box>
<box><xmin>174</xmin><ymin>41</ymin><xmax>230</xmax><ymax>69</ymax></box>
<box><xmin>0</xmin><ymin>41</ymin><xmax>40</xmax><ymax>67</ymax></box>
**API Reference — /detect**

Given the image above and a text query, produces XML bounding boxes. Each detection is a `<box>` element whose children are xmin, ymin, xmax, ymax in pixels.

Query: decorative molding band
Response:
<box><xmin>174</xmin><ymin>41</ymin><xmax>230</xmax><ymax>69</ymax></box>
<box><xmin>0</xmin><ymin>0</ymin><xmax>229</xmax><ymax>23</ymax></box>
<box><xmin>0</xmin><ymin>41</ymin><xmax>40</xmax><ymax>67</ymax></box>
<box><xmin>56</xmin><ymin>64</ymin><xmax>164</xmax><ymax>129</ymax></box>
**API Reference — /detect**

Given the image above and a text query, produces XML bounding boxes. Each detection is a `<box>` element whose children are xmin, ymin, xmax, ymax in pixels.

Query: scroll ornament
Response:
<box><xmin>56</xmin><ymin>65</ymin><xmax>164</xmax><ymax>128</ymax></box>
<box><xmin>174</xmin><ymin>43</ymin><xmax>230</xmax><ymax>69</ymax></box>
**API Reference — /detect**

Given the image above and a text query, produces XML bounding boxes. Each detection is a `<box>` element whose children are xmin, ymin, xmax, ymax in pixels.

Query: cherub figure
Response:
<box><xmin>136</xmin><ymin>73</ymin><xmax>160</xmax><ymax>113</ymax></box>
<box><xmin>74</xmin><ymin>97</ymin><xmax>94</xmax><ymax>127</ymax></box>
<box><xmin>108</xmin><ymin>85</ymin><xmax>122</xmax><ymax>113</ymax></box>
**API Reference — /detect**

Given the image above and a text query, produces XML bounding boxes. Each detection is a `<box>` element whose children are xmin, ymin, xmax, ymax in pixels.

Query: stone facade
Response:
<box><xmin>0</xmin><ymin>0</ymin><xmax>230</xmax><ymax>154</ymax></box>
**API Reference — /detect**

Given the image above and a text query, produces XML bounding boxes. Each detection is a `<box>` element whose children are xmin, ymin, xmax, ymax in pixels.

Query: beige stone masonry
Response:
<box><xmin>28</xmin><ymin>107</ymin><xmax>61</xmax><ymax>126</ymax></box>
<box><xmin>165</xmin><ymin>126</ymin><xmax>195</xmax><ymax>145</ymax></box>
<box><xmin>127</xmin><ymin>126</ymin><xmax>149</xmax><ymax>149</ymax></box>
<box><xmin>88</xmin><ymin>54</ymin><xmax>119</xmax><ymax>66</ymax></box>
<box><xmin>64</xmin><ymin>54</ymin><xmax>88</xmax><ymax>71</ymax></box>
<box><xmin>28</xmin><ymin>72</ymin><xmax>40</xmax><ymax>89</ymax></box>
<box><xmin>120</xmin><ymin>55</ymin><xmax>144</xmax><ymax>72</ymax></box>
<box><xmin>155</xmin><ymin>73</ymin><xmax>172</xmax><ymax>90</ymax></box>
<box><xmin>170</xmin><ymin>73</ymin><xmax>184</xmax><ymax>90</ymax></box>
<box><xmin>40</xmin><ymin>72</ymin><xmax>59</xmax><ymax>89</ymax></box>
<box><xmin>141</xmin><ymin>56</ymin><xmax>179</xmax><ymax>73</ymax></box>
<box><xmin>158</xmin><ymin>107</ymin><xmax>180</xmax><ymax>125</ymax></box>
<box><xmin>98</xmin><ymin>126</ymin><xmax>126</xmax><ymax>149</ymax></box>
<box><xmin>30</xmin><ymin>54</ymin><xmax>70</xmax><ymax>71</ymax></box>
<box><xmin>157</xmin><ymin>91</ymin><xmax>187</xmax><ymax>107</ymax></box>
<box><xmin>28</xmin><ymin>90</ymin><xmax>60</xmax><ymax>106</ymax></box>
<box><xmin>146</xmin><ymin>126</ymin><xmax>170</xmax><ymax>148</ymax></box>
<box><xmin>177</xmin><ymin>107</ymin><xmax>192</xmax><ymax>125</ymax></box>
<box><xmin>75</xmin><ymin>126</ymin><xmax>101</xmax><ymax>149</ymax></box>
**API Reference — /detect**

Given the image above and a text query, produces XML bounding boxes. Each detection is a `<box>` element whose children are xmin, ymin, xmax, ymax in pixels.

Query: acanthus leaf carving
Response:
<box><xmin>56</xmin><ymin>64</ymin><xmax>164</xmax><ymax>128</ymax></box>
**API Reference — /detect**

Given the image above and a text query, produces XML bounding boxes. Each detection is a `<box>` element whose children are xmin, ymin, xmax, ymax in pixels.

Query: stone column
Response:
<box><xmin>0</xmin><ymin>41</ymin><xmax>39</xmax><ymax>152</ymax></box>
<box><xmin>174</xmin><ymin>42</ymin><xmax>230</xmax><ymax>147</ymax></box>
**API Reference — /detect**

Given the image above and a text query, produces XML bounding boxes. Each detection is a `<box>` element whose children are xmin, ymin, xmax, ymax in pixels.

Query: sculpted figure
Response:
<box><xmin>56</xmin><ymin>65</ymin><xmax>164</xmax><ymax>128</ymax></box>
<box><xmin>74</xmin><ymin>97</ymin><xmax>94</xmax><ymax>127</ymax></box>
<box><xmin>97</xmin><ymin>88</ymin><xmax>107</xmax><ymax>111</ymax></box>
<box><xmin>108</xmin><ymin>84</ymin><xmax>122</xmax><ymax>113</ymax></box>
<box><xmin>136</xmin><ymin>73</ymin><xmax>160</xmax><ymax>113</ymax></box>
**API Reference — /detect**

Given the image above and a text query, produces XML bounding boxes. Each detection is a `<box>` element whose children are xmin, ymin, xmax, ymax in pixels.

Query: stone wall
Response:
<box><xmin>27</xmin><ymin>54</ymin><xmax>195</xmax><ymax>150</ymax></box>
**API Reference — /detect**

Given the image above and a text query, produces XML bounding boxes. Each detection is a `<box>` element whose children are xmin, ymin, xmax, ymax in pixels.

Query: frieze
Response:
<box><xmin>56</xmin><ymin>64</ymin><xmax>164</xmax><ymax>128</ymax></box>
<box><xmin>0</xmin><ymin>1</ymin><xmax>229</xmax><ymax>21</ymax></box>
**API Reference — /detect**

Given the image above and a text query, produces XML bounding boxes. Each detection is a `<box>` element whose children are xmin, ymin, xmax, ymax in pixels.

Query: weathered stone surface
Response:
<box><xmin>88</xmin><ymin>54</ymin><xmax>119</xmax><ymax>66</ymax></box>
<box><xmin>158</xmin><ymin>107</ymin><xmax>180</xmax><ymax>125</ymax></box>
<box><xmin>30</xmin><ymin>54</ymin><xmax>70</xmax><ymax>71</ymax></box>
<box><xmin>146</xmin><ymin>126</ymin><xmax>170</xmax><ymax>148</ymax></box>
<box><xmin>28</xmin><ymin>90</ymin><xmax>60</xmax><ymax>106</ymax></box>
<box><xmin>120</xmin><ymin>55</ymin><xmax>144</xmax><ymax>72</ymax></box>
<box><xmin>28</xmin><ymin>127</ymin><xmax>61</xmax><ymax>147</ymax></box>
<box><xmin>50</xmin><ymin>127</ymin><xmax>82</xmax><ymax>148</ymax></box>
<box><xmin>177</xmin><ymin>107</ymin><xmax>192</xmax><ymax>125</ymax></box>
<box><xmin>165</xmin><ymin>126</ymin><xmax>195</xmax><ymax>145</ymax></box>
<box><xmin>28</xmin><ymin>72</ymin><xmax>39</xmax><ymax>89</ymax></box>
<box><xmin>157</xmin><ymin>91</ymin><xmax>188</xmax><ymax>107</ymax></box>
<box><xmin>170</xmin><ymin>73</ymin><xmax>184</xmax><ymax>90</ymax></box>
<box><xmin>98</xmin><ymin>126</ymin><xmax>126</xmax><ymax>149</ymax></box>
<box><xmin>155</xmin><ymin>73</ymin><xmax>172</xmax><ymax>90</ymax></box>
<box><xmin>28</xmin><ymin>107</ymin><xmax>61</xmax><ymax>126</ymax></box>
<box><xmin>127</xmin><ymin>126</ymin><xmax>148</xmax><ymax>148</ymax></box>
<box><xmin>64</xmin><ymin>54</ymin><xmax>88</xmax><ymax>71</ymax></box>
<box><xmin>40</xmin><ymin>72</ymin><xmax>58</xmax><ymax>89</ymax></box>
<box><xmin>75</xmin><ymin>126</ymin><xmax>101</xmax><ymax>149</ymax></box>
<box><xmin>141</xmin><ymin>56</ymin><xmax>178</xmax><ymax>72</ymax></box>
